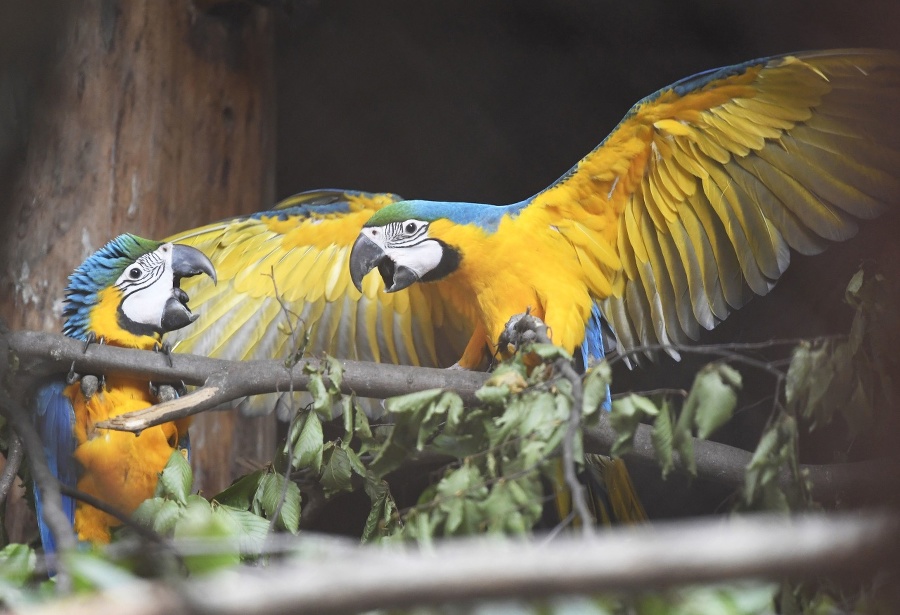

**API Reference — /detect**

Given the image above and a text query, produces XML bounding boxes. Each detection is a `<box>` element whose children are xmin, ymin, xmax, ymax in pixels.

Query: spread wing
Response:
<box><xmin>165</xmin><ymin>190</ymin><xmax>473</xmax><ymax>415</ymax></box>
<box><xmin>524</xmin><ymin>49</ymin><xmax>900</xmax><ymax>363</ymax></box>
<box><xmin>33</xmin><ymin>381</ymin><xmax>78</xmax><ymax>553</ymax></box>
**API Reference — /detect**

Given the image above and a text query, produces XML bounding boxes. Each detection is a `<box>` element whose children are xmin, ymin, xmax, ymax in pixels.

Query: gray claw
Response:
<box><xmin>80</xmin><ymin>375</ymin><xmax>99</xmax><ymax>399</ymax></box>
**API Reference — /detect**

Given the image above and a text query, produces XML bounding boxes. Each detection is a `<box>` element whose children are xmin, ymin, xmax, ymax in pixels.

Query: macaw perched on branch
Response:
<box><xmin>33</xmin><ymin>235</ymin><xmax>216</xmax><ymax>551</ymax></box>
<box><xmin>171</xmin><ymin>49</ymin><xmax>899</xmax><ymax>381</ymax></box>
<box><xmin>165</xmin><ymin>49</ymin><xmax>898</xmax><ymax>524</ymax></box>
<box><xmin>348</xmin><ymin>49</ymin><xmax>899</xmax><ymax>370</ymax></box>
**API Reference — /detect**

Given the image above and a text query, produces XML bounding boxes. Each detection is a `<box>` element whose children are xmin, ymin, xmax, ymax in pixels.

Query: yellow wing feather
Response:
<box><xmin>523</xmin><ymin>49</ymin><xmax>900</xmax><ymax>363</ymax></box>
<box><xmin>165</xmin><ymin>190</ymin><xmax>473</xmax><ymax>415</ymax></box>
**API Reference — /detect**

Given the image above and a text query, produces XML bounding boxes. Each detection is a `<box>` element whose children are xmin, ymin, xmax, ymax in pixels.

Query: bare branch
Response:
<box><xmin>20</xmin><ymin>510</ymin><xmax>900</xmax><ymax>615</ymax></box>
<box><xmin>0</xmin><ymin>434</ymin><xmax>24</xmax><ymax>509</ymax></box>
<box><xmin>6</xmin><ymin>330</ymin><xmax>491</xmax><ymax>430</ymax></box>
<box><xmin>7</xmin><ymin>329</ymin><xmax>899</xmax><ymax>503</ymax></box>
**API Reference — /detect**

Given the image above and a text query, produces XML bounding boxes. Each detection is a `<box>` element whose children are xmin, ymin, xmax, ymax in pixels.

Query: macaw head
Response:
<box><xmin>63</xmin><ymin>234</ymin><xmax>217</xmax><ymax>348</ymax></box>
<box><xmin>350</xmin><ymin>199</ymin><xmax>511</xmax><ymax>293</ymax></box>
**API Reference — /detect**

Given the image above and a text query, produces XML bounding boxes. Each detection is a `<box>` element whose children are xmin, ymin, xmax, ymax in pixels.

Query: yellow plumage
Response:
<box><xmin>68</xmin><ymin>375</ymin><xmax>188</xmax><ymax>543</ymax></box>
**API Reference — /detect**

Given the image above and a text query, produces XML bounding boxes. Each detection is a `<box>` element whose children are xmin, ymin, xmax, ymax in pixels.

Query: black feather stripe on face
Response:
<box><xmin>420</xmin><ymin>240</ymin><xmax>461</xmax><ymax>282</ymax></box>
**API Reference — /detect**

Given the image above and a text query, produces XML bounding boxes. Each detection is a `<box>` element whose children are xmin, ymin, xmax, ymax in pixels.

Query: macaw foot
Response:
<box><xmin>447</xmin><ymin>362</ymin><xmax>469</xmax><ymax>370</ymax></box>
<box><xmin>79</xmin><ymin>375</ymin><xmax>102</xmax><ymax>399</ymax></box>
<box><xmin>66</xmin><ymin>338</ymin><xmax>107</xmax><ymax>400</ymax></box>
<box><xmin>149</xmin><ymin>380</ymin><xmax>186</xmax><ymax>403</ymax></box>
<box><xmin>153</xmin><ymin>341</ymin><xmax>174</xmax><ymax>368</ymax></box>
<box><xmin>497</xmin><ymin>311</ymin><xmax>548</xmax><ymax>356</ymax></box>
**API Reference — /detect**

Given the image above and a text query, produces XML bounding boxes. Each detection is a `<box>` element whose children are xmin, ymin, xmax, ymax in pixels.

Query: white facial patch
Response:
<box><xmin>116</xmin><ymin>243</ymin><xmax>175</xmax><ymax>328</ymax></box>
<box><xmin>385</xmin><ymin>239</ymin><xmax>444</xmax><ymax>278</ymax></box>
<box><xmin>362</xmin><ymin>219</ymin><xmax>443</xmax><ymax>278</ymax></box>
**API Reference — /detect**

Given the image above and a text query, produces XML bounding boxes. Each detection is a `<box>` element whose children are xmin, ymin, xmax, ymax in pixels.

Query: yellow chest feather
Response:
<box><xmin>430</xmin><ymin>218</ymin><xmax>595</xmax><ymax>358</ymax></box>
<box><xmin>65</xmin><ymin>374</ymin><xmax>188</xmax><ymax>543</ymax></box>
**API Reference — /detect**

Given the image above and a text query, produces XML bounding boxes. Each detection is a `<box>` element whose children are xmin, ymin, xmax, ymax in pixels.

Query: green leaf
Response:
<box><xmin>321</xmin><ymin>444</ymin><xmax>353</xmax><ymax>496</ymax></box>
<box><xmin>307</xmin><ymin>372</ymin><xmax>332</xmax><ymax>416</ymax></box>
<box><xmin>529</xmin><ymin>343</ymin><xmax>572</xmax><ymax>362</ymax></box>
<box><xmin>213</xmin><ymin>469</ymin><xmax>267</xmax><ymax>510</ymax></box>
<box><xmin>352</xmin><ymin>397</ymin><xmax>373</xmax><ymax>441</ymax></box>
<box><xmin>324</xmin><ymin>354</ymin><xmax>344</xmax><ymax>392</ymax></box>
<box><xmin>785</xmin><ymin>342</ymin><xmax>812</xmax><ymax>407</ymax></box>
<box><xmin>0</xmin><ymin>545</ymin><xmax>35</xmax><ymax>587</ymax></box>
<box><xmin>213</xmin><ymin>505</ymin><xmax>271</xmax><ymax>556</ymax></box>
<box><xmin>154</xmin><ymin>451</ymin><xmax>193</xmax><ymax>504</ymax></box>
<box><xmin>475</xmin><ymin>385</ymin><xmax>511</xmax><ymax>407</ymax></box>
<box><xmin>362</xmin><ymin>476</ymin><xmax>399</xmax><ymax>542</ymax></box>
<box><xmin>609</xmin><ymin>394</ymin><xmax>658</xmax><ymax>456</ymax></box>
<box><xmin>367</xmin><ymin>404</ymin><xmax>427</xmax><ymax>478</ymax></box>
<box><xmin>132</xmin><ymin>497</ymin><xmax>185</xmax><ymax>535</ymax></box>
<box><xmin>385</xmin><ymin>388</ymin><xmax>444</xmax><ymax>414</ymax></box>
<box><xmin>173</xmin><ymin>498</ymin><xmax>240</xmax><ymax>575</ymax></box>
<box><xmin>62</xmin><ymin>551</ymin><xmax>136</xmax><ymax>591</ymax></box>
<box><xmin>651</xmin><ymin>400</ymin><xmax>676</xmax><ymax>479</ymax></box>
<box><xmin>293</xmin><ymin>410</ymin><xmax>324</xmax><ymax>473</ymax></box>
<box><xmin>681</xmin><ymin>363</ymin><xmax>742</xmax><ymax>439</ymax></box>
<box><xmin>844</xmin><ymin>267</ymin><xmax>865</xmax><ymax>302</ymax></box>
<box><xmin>258</xmin><ymin>471</ymin><xmax>302</xmax><ymax>533</ymax></box>
<box><xmin>582</xmin><ymin>361</ymin><xmax>612</xmax><ymax>416</ymax></box>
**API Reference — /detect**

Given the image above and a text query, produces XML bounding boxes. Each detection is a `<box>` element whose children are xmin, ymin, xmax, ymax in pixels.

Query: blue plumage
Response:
<box><xmin>367</xmin><ymin>199</ymin><xmax>526</xmax><ymax>232</ymax></box>
<box><xmin>32</xmin><ymin>382</ymin><xmax>77</xmax><ymax>554</ymax></box>
<box><xmin>580</xmin><ymin>303</ymin><xmax>612</xmax><ymax>412</ymax></box>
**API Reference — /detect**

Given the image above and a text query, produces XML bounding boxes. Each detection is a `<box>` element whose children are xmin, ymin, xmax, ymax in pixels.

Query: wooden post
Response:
<box><xmin>0</xmin><ymin>0</ymin><xmax>277</xmax><ymax>533</ymax></box>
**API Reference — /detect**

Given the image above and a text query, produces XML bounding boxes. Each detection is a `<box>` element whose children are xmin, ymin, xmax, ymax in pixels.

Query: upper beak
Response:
<box><xmin>349</xmin><ymin>234</ymin><xmax>386</xmax><ymax>292</ymax></box>
<box><xmin>171</xmin><ymin>244</ymin><xmax>217</xmax><ymax>286</ymax></box>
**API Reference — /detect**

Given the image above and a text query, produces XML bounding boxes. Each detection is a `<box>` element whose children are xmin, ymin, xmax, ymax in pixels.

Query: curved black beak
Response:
<box><xmin>349</xmin><ymin>234</ymin><xmax>386</xmax><ymax>292</ymax></box>
<box><xmin>171</xmin><ymin>244</ymin><xmax>217</xmax><ymax>286</ymax></box>
<box><xmin>159</xmin><ymin>244</ymin><xmax>217</xmax><ymax>333</ymax></box>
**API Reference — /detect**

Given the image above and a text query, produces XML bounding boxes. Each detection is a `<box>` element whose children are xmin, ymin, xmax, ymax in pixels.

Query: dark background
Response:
<box><xmin>268</xmin><ymin>0</ymin><xmax>900</xmax><ymax>520</ymax></box>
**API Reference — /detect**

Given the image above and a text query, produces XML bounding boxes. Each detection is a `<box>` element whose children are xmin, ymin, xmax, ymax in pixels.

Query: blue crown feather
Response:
<box><xmin>62</xmin><ymin>234</ymin><xmax>162</xmax><ymax>341</ymax></box>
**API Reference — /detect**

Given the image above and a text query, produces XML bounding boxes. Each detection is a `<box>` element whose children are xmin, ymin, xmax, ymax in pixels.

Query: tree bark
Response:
<box><xmin>0</xmin><ymin>0</ymin><xmax>277</xmax><ymax>533</ymax></box>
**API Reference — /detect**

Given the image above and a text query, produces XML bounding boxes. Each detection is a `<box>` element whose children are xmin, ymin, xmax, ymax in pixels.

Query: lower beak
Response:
<box><xmin>161</xmin><ymin>292</ymin><xmax>199</xmax><ymax>332</ymax></box>
<box><xmin>349</xmin><ymin>234</ymin><xmax>387</xmax><ymax>292</ymax></box>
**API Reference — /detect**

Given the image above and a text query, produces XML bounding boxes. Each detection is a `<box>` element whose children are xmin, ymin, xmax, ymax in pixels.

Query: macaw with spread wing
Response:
<box><xmin>165</xmin><ymin>49</ymin><xmax>898</xmax><ymax>524</ymax></box>
<box><xmin>348</xmin><ymin>49</ymin><xmax>899</xmax><ymax>369</ymax></box>
<box><xmin>172</xmin><ymin>48</ymin><xmax>898</xmax><ymax>394</ymax></box>
<box><xmin>33</xmin><ymin>235</ymin><xmax>215</xmax><ymax>551</ymax></box>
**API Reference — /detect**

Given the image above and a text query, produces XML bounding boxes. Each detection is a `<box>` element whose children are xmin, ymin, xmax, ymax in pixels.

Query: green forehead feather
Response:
<box><xmin>365</xmin><ymin>201</ymin><xmax>419</xmax><ymax>226</ymax></box>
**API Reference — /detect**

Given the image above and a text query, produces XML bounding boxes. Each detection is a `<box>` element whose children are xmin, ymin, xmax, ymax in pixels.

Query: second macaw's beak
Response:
<box><xmin>349</xmin><ymin>234</ymin><xmax>419</xmax><ymax>293</ymax></box>
<box><xmin>160</xmin><ymin>244</ymin><xmax>217</xmax><ymax>332</ymax></box>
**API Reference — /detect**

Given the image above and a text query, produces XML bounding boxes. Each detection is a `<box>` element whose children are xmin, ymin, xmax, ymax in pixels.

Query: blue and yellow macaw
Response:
<box><xmin>165</xmin><ymin>49</ymin><xmax>899</xmax><ymax>523</ymax></box>
<box><xmin>34</xmin><ymin>235</ymin><xmax>216</xmax><ymax>550</ymax></box>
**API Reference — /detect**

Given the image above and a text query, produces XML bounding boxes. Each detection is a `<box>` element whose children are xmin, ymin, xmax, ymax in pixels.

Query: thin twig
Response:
<box><xmin>0</xmin><ymin>434</ymin><xmax>24</xmax><ymax>509</ymax></box>
<box><xmin>0</xmin><ymin>389</ymin><xmax>75</xmax><ymax>592</ymax></box>
<box><xmin>57</xmin><ymin>485</ymin><xmax>168</xmax><ymax>545</ymax></box>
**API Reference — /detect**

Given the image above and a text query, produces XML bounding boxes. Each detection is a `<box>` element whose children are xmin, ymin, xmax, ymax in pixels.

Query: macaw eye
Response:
<box><xmin>129</xmin><ymin>267</ymin><xmax>142</xmax><ymax>279</ymax></box>
<box><xmin>405</xmin><ymin>222</ymin><xmax>417</xmax><ymax>234</ymax></box>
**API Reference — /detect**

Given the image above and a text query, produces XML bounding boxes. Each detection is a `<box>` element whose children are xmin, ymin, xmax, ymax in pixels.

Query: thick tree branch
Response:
<box><xmin>20</xmin><ymin>510</ymin><xmax>900</xmax><ymax>615</ymax></box>
<box><xmin>7</xmin><ymin>329</ymin><xmax>899</xmax><ymax>504</ymax></box>
<box><xmin>6</xmin><ymin>330</ymin><xmax>490</xmax><ymax>429</ymax></box>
